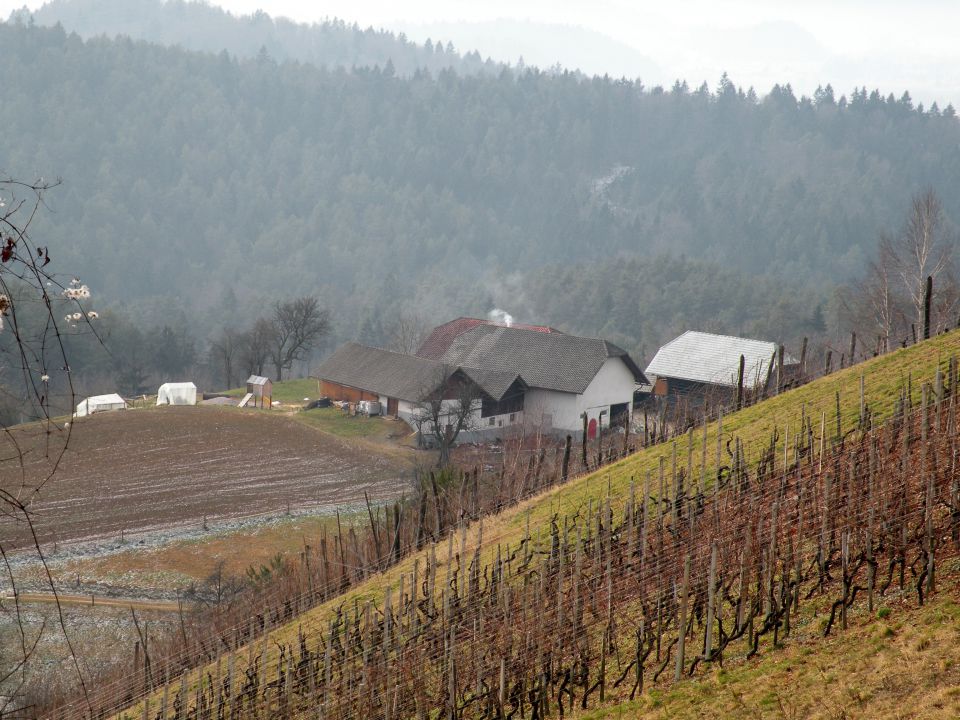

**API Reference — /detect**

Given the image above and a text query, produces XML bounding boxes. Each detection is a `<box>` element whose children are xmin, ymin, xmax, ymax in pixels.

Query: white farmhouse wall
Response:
<box><xmin>522</xmin><ymin>358</ymin><xmax>635</xmax><ymax>434</ymax></box>
<box><xmin>523</xmin><ymin>389</ymin><xmax>579</xmax><ymax>432</ymax></box>
<box><xmin>396</xmin><ymin>357</ymin><xmax>635</xmax><ymax>439</ymax></box>
<box><xmin>576</xmin><ymin>357</ymin><xmax>636</xmax><ymax>424</ymax></box>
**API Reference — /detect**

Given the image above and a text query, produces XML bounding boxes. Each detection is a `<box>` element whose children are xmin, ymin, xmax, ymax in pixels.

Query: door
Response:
<box><xmin>610</xmin><ymin>402</ymin><xmax>629</xmax><ymax>428</ymax></box>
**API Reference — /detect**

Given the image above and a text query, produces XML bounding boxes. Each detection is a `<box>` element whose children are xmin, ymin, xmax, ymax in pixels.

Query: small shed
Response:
<box><xmin>644</xmin><ymin>331</ymin><xmax>793</xmax><ymax>407</ymax></box>
<box><xmin>156</xmin><ymin>382</ymin><xmax>198</xmax><ymax>406</ymax></box>
<box><xmin>246</xmin><ymin>375</ymin><xmax>273</xmax><ymax>408</ymax></box>
<box><xmin>76</xmin><ymin>393</ymin><xmax>127</xmax><ymax>417</ymax></box>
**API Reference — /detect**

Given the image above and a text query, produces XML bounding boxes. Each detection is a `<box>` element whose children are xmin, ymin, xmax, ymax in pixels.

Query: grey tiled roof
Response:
<box><xmin>315</xmin><ymin>343</ymin><xmax>525</xmax><ymax>402</ymax></box>
<box><xmin>436</xmin><ymin>324</ymin><xmax>646</xmax><ymax>394</ymax></box>
<box><xmin>645</xmin><ymin>331</ymin><xmax>778</xmax><ymax>388</ymax></box>
<box><xmin>458</xmin><ymin>366</ymin><xmax>526</xmax><ymax>399</ymax></box>
<box><xmin>314</xmin><ymin>343</ymin><xmax>448</xmax><ymax>402</ymax></box>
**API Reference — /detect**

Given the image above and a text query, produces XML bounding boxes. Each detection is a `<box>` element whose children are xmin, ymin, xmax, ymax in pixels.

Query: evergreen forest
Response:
<box><xmin>3</xmin><ymin>3</ymin><xmax>960</xmax><ymax>402</ymax></box>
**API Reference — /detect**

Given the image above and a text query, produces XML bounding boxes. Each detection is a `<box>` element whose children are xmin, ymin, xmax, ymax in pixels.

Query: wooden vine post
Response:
<box><xmin>735</xmin><ymin>355</ymin><xmax>746</xmax><ymax>410</ymax></box>
<box><xmin>674</xmin><ymin>554</ymin><xmax>691</xmax><ymax>682</ymax></box>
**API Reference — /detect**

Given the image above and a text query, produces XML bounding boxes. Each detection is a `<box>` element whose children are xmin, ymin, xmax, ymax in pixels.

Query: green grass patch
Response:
<box><xmin>296</xmin><ymin>407</ymin><xmax>402</xmax><ymax>440</ymax></box>
<box><xmin>223</xmin><ymin>377</ymin><xmax>319</xmax><ymax>404</ymax></box>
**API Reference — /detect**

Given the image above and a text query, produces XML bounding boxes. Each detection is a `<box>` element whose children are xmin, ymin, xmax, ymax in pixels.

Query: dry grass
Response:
<box><xmin>575</xmin><ymin>581</ymin><xmax>960</xmax><ymax>720</ymax></box>
<box><xmin>54</xmin><ymin>514</ymin><xmax>354</xmax><ymax>592</ymax></box>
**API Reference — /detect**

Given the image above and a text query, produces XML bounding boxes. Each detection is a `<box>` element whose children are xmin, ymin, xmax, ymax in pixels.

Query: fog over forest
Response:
<box><xmin>2</xmin><ymin>0</ymin><xmax>959</xmax><ymax>405</ymax></box>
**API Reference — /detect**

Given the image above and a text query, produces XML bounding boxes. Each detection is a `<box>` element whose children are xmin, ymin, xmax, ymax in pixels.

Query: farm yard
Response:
<box><xmin>0</xmin><ymin>405</ymin><xmax>410</xmax><ymax>551</ymax></box>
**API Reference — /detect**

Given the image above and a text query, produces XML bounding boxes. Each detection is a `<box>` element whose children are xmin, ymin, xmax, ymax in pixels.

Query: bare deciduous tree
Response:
<box><xmin>886</xmin><ymin>189</ymin><xmax>956</xmax><ymax>331</ymax></box>
<box><xmin>411</xmin><ymin>366</ymin><xmax>480</xmax><ymax>467</ymax></box>
<box><xmin>240</xmin><ymin>317</ymin><xmax>273</xmax><ymax>378</ymax></box>
<box><xmin>209</xmin><ymin>326</ymin><xmax>242</xmax><ymax>389</ymax></box>
<box><xmin>386</xmin><ymin>311</ymin><xmax>429</xmax><ymax>355</ymax></box>
<box><xmin>183</xmin><ymin>560</ymin><xmax>246</xmax><ymax>610</ymax></box>
<box><xmin>843</xmin><ymin>190</ymin><xmax>957</xmax><ymax>346</ymax></box>
<box><xmin>840</xmin><ymin>236</ymin><xmax>905</xmax><ymax>352</ymax></box>
<box><xmin>268</xmin><ymin>297</ymin><xmax>331</xmax><ymax>381</ymax></box>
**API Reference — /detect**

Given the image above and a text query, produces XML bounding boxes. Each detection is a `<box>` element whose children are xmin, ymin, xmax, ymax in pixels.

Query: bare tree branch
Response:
<box><xmin>410</xmin><ymin>365</ymin><xmax>481</xmax><ymax>467</ymax></box>
<box><xmin>267</xmin><ymin>297</ymin><xmax>331</xmax><ymax>381</ymax></box>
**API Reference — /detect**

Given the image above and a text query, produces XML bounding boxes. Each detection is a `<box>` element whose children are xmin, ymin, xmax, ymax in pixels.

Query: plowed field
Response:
<box><xmin>0</xmin><ymin>406</ymin><xmax>405</xmax><ymax>549</ymax></box>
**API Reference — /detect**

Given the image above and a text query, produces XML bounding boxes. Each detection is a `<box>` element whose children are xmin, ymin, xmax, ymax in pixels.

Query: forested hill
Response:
<box><xmin>14</xmin><ymin>0</ymin><xmax>499</xmax><ymax>76</ymax></box>
<box><xmin>3</xmin><ymin>21</ymin><xmax>960</xmax><ymax>358</ymax></box>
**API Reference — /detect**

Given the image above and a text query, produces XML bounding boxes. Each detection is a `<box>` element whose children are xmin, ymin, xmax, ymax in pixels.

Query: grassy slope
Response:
<box><xmin>116</xmin><ymin>332</ymin><xmax>960</xmax><ymax>716</ymax></box>
<box><xmin>577</xmin><ymin>575</ymin><xmax>960</xmax><ymax>719</ymax></box>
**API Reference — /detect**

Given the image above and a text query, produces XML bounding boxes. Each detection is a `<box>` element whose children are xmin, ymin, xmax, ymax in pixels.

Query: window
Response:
<box><xmin>509</xmin><ymin>413</ymin><xmax>516</xmax><ymax>422</ymax></box>
<box><xmin>489</xmin><ymin>417</ymin><xmax>495</xmax><ymax>426</ymax></box>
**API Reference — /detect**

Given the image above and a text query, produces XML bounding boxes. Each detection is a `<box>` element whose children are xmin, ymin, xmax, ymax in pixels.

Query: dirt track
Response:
<box><xmin>0</xmin><ymin>407</ymin><xmax>406</xmax><ymax>549</ymax></box>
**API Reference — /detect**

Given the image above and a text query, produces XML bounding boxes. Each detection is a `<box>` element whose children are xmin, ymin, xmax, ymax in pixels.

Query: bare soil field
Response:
<box><xmin>0</xmin><ymin>406</ymin><xmax>408</xmax><ymax>550</ymax></box>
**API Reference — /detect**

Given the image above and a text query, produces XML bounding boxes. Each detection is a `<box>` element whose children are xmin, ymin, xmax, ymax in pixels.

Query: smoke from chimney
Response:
<box><xmin>487</xmin><ymin>308</ymin><xmax>514</xmax><ymax>327</ymax></box>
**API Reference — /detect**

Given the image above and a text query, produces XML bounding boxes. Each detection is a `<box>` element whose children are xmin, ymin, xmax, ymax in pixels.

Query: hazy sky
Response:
<box><xmin>5</xmin><ymin>0</ymin><xmax>959</xmax><ymax>105</ymax></box>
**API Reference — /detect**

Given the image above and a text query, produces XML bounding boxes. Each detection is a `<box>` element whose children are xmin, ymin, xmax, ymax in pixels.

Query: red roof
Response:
<box><xmin>416</xmin><ymin>317</ymin><xmax>559</xmax><ymax>360</ymax></box>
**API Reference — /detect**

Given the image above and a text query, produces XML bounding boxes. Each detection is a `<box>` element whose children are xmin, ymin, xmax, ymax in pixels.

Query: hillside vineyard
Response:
<box><xmin>49</xmin><ymin>350</ymin><xmax>960</xmax><ymax>718</ymax></box>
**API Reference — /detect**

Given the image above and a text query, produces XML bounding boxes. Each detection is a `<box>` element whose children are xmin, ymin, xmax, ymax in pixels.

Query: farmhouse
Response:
<box><xmin>315</xmin><ymin>321</ymin><xmax>645</xmax><ymax>438</ymax></box>
<box><xmin>644</xmin><ymin>330</ymin><xmax>789</xmax><ymax>405</ymax></box>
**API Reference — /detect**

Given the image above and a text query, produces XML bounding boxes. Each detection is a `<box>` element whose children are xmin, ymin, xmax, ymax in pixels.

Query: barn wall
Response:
<box><xmin>660</xmin><ymin>377</ymin><xmax>735</xmax><ymax>408</ymax></box>
<box><xmin>319</xmin><ymin>380</ymin><xmax>380</xmax><ymax>403</ymax></box>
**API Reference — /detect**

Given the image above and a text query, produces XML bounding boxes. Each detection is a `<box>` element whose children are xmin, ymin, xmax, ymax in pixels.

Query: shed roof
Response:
<box><xmin>246</xmin><ymin>375</ymin><xmax>271</xmax><ymax>386</ymax></box>
<box><xmin>434</xmin><ymin>324</ymin><xmax>646</xmax><ymax>394</ymax></box>
<box><xmin>645</xmin><ymin>331</ymin><xmax>778</xmax><ymax>388</ymax></box>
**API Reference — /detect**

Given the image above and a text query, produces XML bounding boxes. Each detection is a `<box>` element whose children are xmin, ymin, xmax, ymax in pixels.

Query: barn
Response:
<box><xmin>314</xmin><ymin>343</ymin><xmax>524</xmax><ymax>431</ymax></box>
<box><xmin>315</xmin><ymin>321</ymin><xmax>645</xmax><ymax>438</ymax></box>
<box><xmin>644</xmin><ymin>331</ymin><xmax>790</xmax><ymax>406</ymax></box>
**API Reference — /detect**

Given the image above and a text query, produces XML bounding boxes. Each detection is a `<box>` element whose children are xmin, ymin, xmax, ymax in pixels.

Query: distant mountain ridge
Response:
<box><xmin>395</xmin><ymin>18</ymin><xmax>663</xmax><ymax>81</ymax></box>
<box><xmin>11</xmin><ymin>0</ymin><xmax>501</xmax><ymax>75</ymax></box>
